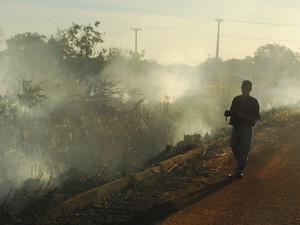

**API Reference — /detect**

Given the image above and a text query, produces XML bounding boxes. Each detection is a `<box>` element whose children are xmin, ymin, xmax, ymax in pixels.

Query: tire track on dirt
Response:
<box><xmin>257</xmin><ymin>144</ymin><xmax>289</xmax><ymax>179</ymax></box>
<box><xmin>157</xmin><ymin>112</ymin><xmax>300</xmax><ymax>225</ymax></box>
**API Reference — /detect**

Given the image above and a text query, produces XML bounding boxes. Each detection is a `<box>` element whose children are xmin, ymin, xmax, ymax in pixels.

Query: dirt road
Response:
<box><xmin>157</xmin><ymin>110</ymin><xmax>300</xmax><ymax>225</ymax></box>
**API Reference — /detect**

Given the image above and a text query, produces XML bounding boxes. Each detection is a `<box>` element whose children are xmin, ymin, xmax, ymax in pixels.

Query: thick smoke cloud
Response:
<box><xmin>102</xmin><ymin>61</ymin><xmax>223</xmax><ymax>142</ymax></box>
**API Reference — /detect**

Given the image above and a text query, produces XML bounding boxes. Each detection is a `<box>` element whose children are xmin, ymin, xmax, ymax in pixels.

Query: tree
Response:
<box><xmin>52</xmin><ymin>21</ymin><xmax>108</xmax><ymax>79</ymax></box>
<box><xmin>56</xmin><ymin>21</ymin><xmax>103</xmax><ymax>59</ymax></box>
<box><xmin>4</xmin><ymin>32</ymin><xmax>58</xmax><ymax>76</ymax></box>
<box><xmin>253</xmin><ymin>44</ymin><xmax>297</xmax><ymax>79</ymax></box>
<box><xmin>100</xmin><ymin>47</ymin><xmax>127</xmax><ymax>62</ymax></box>
<box><xmin>0</xmin><ymin>93</ymin><xmax>18</xmax><ymax>122</ymax></box>
<box><xmin>254</xmin><ymin>44</ymin><xmax>295</xmax><ymax>62</ymax></box>
<box><xmin>6</xmin><ymin>32</ymin><xmax>47</xmax><ymax>50</ymax></box>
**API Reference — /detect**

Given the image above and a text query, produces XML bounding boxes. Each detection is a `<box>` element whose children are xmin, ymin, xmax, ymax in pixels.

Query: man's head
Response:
<box><xmin>241</xmin><ymin>80</ymin><xmax>252</xmax><ymax>96</ymax></box>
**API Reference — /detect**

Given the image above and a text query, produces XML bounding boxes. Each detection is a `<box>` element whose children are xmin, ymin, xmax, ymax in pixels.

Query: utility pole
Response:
<box><xmin>215</xmin><ymin>19</ymin><xmax>223</xmax><ymax>60</ymax></box>
<box><xmin>131</xmin><ymin>28</ymin><xmax>141</xmax><ymax>53</ymax></box>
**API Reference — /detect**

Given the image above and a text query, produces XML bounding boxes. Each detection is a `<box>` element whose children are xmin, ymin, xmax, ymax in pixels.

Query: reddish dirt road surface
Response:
<box><xmin>158</xmin><ymin>108</ymin><xmax>300</xmax><ymax>225</ymax></box>
<box><xmin>40</xmin><ymin>107</ymin><xmax>300</xmax><ymax>225</ymax></box>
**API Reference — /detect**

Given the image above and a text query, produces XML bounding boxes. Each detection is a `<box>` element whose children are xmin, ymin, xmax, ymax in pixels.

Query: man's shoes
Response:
<box><xmin>228</xmin><ymin>171</ymin><xmax>244</xmax><ymax>179</ymax></box>
<box><xmin>236</xmin><ymin>172</ymin><xmax>244</xmax><ymax>178</ymax></box>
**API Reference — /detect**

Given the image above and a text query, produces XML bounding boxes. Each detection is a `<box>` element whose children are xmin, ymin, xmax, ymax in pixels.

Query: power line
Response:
<box><xmin>105</xmin><ymin>31</ymin><xmax>131</xmax><ymax>36</ymax></box>
<box><xmin>142</xmin><ymin>22</ymin><xmax>213</xmax><ymax>30</ymax></box>
<box><xmin>105</xmin><ymin>18</ymin><xmax>300</xmax><ymax>60</ymax></box>
<box><xmin>139</xmin><ymin>36</ymin><xmax>215</xmax><ymax>44</ymax></box>
<box><xmin>106</xmin><ymin>19</ymin><xmax>300</xmax><ymax>37</ymax></box>
<box><xmin>137</xmin><ymin>35</ymin><xmax>300</xmax><ymax>45</ymax></box>
<box><xmin>221</xmin><ymin>52</ymin><xmax>254</xmax><ymax>56</ymax></box>
<box><xmin>224</xmin><ymin>19</ymin><xmax>300</xmax><ymax>27</ymax></box>
<box><xmin>222</xmin><ymin>35</ymin><xmax>300</xmax><ymax>43</ymax></box>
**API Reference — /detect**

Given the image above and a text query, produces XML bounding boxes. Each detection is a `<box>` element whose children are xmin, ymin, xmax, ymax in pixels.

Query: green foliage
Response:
<box><xmin>57</xmin><ymin>21</ymin><xmax>103</xmax><ymax>59</ymax></box>
<box><xmin>0</xmin><ymin>93</ymin><xmax>18</xmax><ymax>121</ymax></box>
<box><xmin>5</xmin><ymin>32</ymin><xmax>58</xmax><ymax>75</ymax></box>
<box><xmin>17</xmin><ymin>78</ymin><xmax>47</xmax><ymax>107</ymax></box>
<box><xmin>6</xmin><ymin>32</ymin><xmax>47</xmax><ymax>50</ymax></box>
<box><xmin>46</xmin><ymin>95</ymin><xmax>179</xmax><ymax>172</ymax></box>
<box><xmin>253</xmin><ymin>44</ymin><xmax>297</xmax><ymax>75</ymax></box>
<box><xmin>82</xmin><ymin>78</ymin><xmax>122</xmax><ymax>102</ymax></box>
<box><xmin>51</xmin><ymin>21</ymin><xmax>109</xmax><ymax>79</ymax></box>
<box><xmin>254</xmin><ymin>44</ymin><xmax>295</xmax><ymax>63</ymax></box>
<box><xmin>100</xmin><ymin>47</ymin><xmax>127</xmax><ymax>62</ymax></box>
<box><xmin>200</xmin><ymin>43</ymin><xmax>299</xmax><ymax>84</ymax></box>
<box><xmin>2</xmin><ymin>23</ymin><xmax>109</xmax><ymax>81</ymax></box>
<box><xmin>2</xmin><ymin>23</ymin><xmax>139</xmax><ymax>81</ymax></box>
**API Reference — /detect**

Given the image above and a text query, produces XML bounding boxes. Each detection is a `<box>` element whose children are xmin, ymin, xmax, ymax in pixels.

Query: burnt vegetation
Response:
<box><xmin>0</xmin><ymin>21</ymin><xmax>300</xmax><ymax>223</ymax></box>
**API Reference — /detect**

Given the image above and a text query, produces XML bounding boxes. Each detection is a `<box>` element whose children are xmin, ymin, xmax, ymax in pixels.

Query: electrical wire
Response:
<box><xmin>105</xmin><ymin>31</ymin><xmax>131</xmax><ymax>36</ymax></box>
<box><xmin>142</xmin><ymin>22</ymin><xmax>213</xmax><ymax>30</ymax></box>
<box><xmin>222</xmin><ymin>35</ymin><xmax>300</xmax><ymax>43</ymax></box>
<box><xmin>224</xmin><ymin>19</ymin><xmax>300</xmax><ymax>27</ymax></box>
<box><xmin>140</xmin><ymin>35</ymin><xmax>215</xmax><ymax>44</ymax></box>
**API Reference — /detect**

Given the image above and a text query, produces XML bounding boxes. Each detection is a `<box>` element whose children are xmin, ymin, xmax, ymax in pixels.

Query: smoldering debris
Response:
<box><xmin>143</xmin><ymin>129</ymin><xmax>229</xmax><ymax>169</ymax></box>
<box><xmin>0</xmin><ymin>167</ymin><xmax>113</xmax><ymax>224</ymax></box>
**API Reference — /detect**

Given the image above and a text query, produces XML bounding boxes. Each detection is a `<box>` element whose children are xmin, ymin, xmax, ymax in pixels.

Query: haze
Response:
<box><xmin>1</xmin><ymin>0</ymin><xmax>300</xmax><ymax>200</ymax></box>
<box><xmin>1</xmin><ymin>0</ymin><xmax>300</xmax><ymax>65</ymax></box>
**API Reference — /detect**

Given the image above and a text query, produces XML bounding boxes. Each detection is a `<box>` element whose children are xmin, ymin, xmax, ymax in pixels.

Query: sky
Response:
<box><xmin>1</xmin><ymin>0</ymin><xmax>300</xmax><ymax>66</ymax></box>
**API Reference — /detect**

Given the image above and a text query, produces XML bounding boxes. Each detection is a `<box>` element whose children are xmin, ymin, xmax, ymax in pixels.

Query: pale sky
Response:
<box><xmin>1</xmin><ymin>0</ymin><xmax>300</xmax><ymax>65</ymax></box>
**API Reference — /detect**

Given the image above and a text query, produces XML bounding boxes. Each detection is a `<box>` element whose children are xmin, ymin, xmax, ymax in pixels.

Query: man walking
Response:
<box><xmin>228</xmin><ymin>80</ymin><xmax>260</xmax><ymax>178</ymax></box>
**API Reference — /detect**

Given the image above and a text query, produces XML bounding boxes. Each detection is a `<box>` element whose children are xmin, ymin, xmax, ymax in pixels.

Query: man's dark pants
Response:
<box><xmin>230</xmin><ymin>125</ymin><xmax>252</xmax><ymax>173</ymax></box>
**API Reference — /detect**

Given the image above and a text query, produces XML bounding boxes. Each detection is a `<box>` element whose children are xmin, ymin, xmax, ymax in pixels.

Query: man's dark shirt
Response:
<box><xmin>229</xmin><ymin>95</ymin><xmax>260</xmax><ymax>127</ymax></box>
